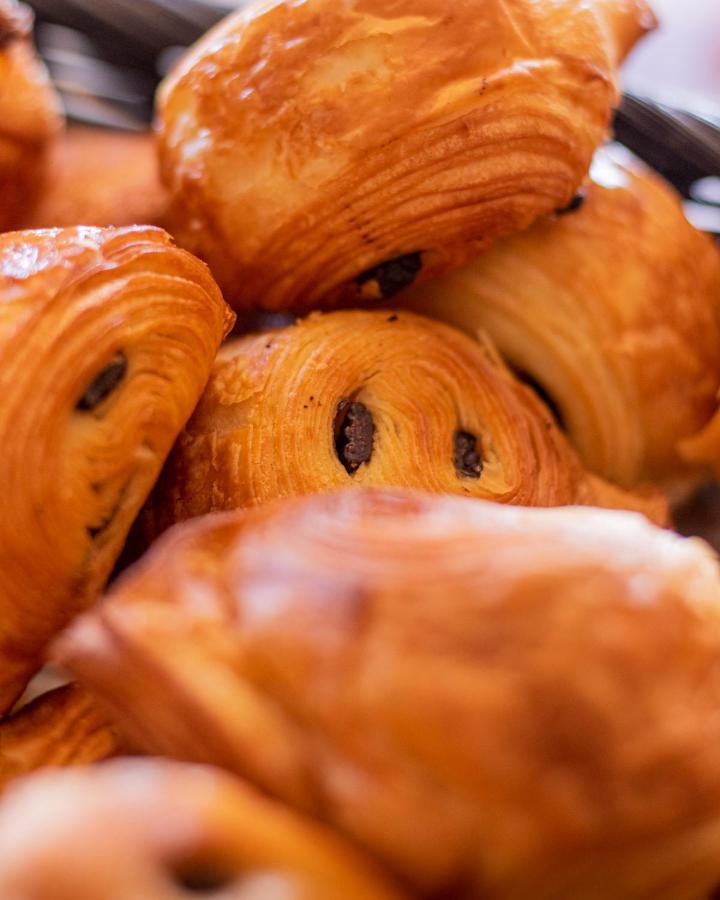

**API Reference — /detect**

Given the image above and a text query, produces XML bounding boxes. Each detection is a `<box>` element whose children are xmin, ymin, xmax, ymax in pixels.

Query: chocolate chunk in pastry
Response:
<box><xmin>135</xmin><ymin>310</ymin><xmax>665</xmax><ymax>543</ymax></box>
<box><xmin>400</xmin><ymin>146</ymin><xmax>720</xmax><ymax>489</ymax></box>
<box><xmin>555</xmin><ymin>189</ymin><xmax>587</xmax><ymax>215</ymax></box>
<box><xmin>58</xmin><ymin>488</ymin><xmax>720</xmax><ymax>899</ymax></box>
<box><xmin>357</xmin><ymin>253</ymin><xmax>424</xmax><ymax>302</ymax></box>
<box><xmin>334</xmin><ymin>399</ymin><xmax>375</xmax><ymax>474</ymax></box>
<box><xmin>453</xmin><ymin>429</ymin><xmax>483</xmax><ymax>479</ymax></box>
<box><xmin>21</xmin><ymin>128</ymin><xmax>168</xmax><ymax>231</ymax></box>
<box><xmin>0</xmin><ymin>684</ymin><xmax>118</xmax><ymax>792</ymax></box>
<box><xmin>76</xmin><ymin>353</ymin><xmax>128</xmax><ymax>412</ymax></box>
<box><xmin>0</xmin><ymin>759</ymin><xmax>407</xmax><ymax>899</ymax></box>
<box><xmin>157</xmin><ymin>0</ymin><xmax>655</xmax><ymax>312</ymax></box>
<box><xmin>0</xmin><ymin>0</ymin><xmax>63</xmax><ymax>232</ymax></box>
<box><xmin>0</xmin><ymin>226</ymin><xmax>234</xmax><ymax>712</ymax></box>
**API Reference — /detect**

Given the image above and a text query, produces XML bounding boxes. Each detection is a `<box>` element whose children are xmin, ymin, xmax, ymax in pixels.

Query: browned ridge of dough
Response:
<box><xmin>400</xmin><ymin>146</ymin><xmax>720</xmax><ymax>489</ymax></box>
<box><xmin>0</xmin><ymin>684</ymin><xmax>119</xmax><ymax>792</ymax></box>
<box><xmin>157</xmin><ymin>0</ymin><xmax>655</xmax><ymax>311</ymax></box>
<box><xmin>0</xmin><ymin>226</ymin><xmax>234</xmax><ymax>712</ymax></box>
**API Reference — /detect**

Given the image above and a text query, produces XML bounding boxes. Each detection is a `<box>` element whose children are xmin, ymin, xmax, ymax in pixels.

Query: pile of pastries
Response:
<box><xmin>1</xmin><ymin>0</ymin><xmax>720</xmax><ymax>896</ymax></box>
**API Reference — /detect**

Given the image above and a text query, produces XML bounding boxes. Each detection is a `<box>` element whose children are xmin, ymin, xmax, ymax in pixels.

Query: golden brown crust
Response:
<box><xmin>137</xmin><ymin>309</ymin><xmax>665</xmax><ymax>543</ymax></box>
<box><xmin>400</xmin><ymin>147</ymin><xmax>720</xmax><ymax>489</ymax></box>
<box><xmin>158</xmin><ymin>0</ymin><xmax>655</xmax><ymax>312</ymax></box>
<box><xmin>0</xmin><ymin>0</ymin><xmax>63</xmax><ymax>232</ymax></box>
<box><xmin>0</xmin><ymin>684</ymin><xmax>118</xmax><ymax>792</ymax></box>
<box><xmin>0</xmin><ymin>758</ymin><xmax>407</xmax><ymax>899</ymax></box>
<box><xmin>58</xmin><ymin>489</ymin><xmax>720</xmax><ymax>898</ymax></box>
<box><xmin>22</xmin><ymin>128</ymin><xmax>168</xmax><ymax>230</ymax></box>
<box><xmin>0</xmin><ymin>226</ymin><xmax>234</xmax><ymax>712</ymax></box>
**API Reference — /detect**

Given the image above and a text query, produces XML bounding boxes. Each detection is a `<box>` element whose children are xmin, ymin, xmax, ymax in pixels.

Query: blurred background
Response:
<box><xmin>624</xmin><ymin>0</ymin><xmax>719</xmax><ymax>109</ymax></box>
<box><xmin>27</xmin><ymin>0</ymin><xmax>235</xmax><ymax>129</ymax></box>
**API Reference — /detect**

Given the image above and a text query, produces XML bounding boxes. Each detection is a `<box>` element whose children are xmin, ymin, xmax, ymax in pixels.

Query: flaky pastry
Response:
<box><xmin>0</xmin><ymin>759</ymin><xmax>406</xmax><ymax>899</ymax></box>
<box><xmin>137</xmin><ymin>310</ymin><xmax>665</xmax><ymax>541</ymax></box>
<box><xmin>22</xmin><ymin>128</ymin><xmax>168</xmax><ymax>230</ymax></box>
<box><xmin>59</xmin><ymin>489</ymin><xmax>720</xmax><ymax>899</ymax></box>
<box><xmin>0</xmin><ymin>684</ymin><xmax>118</xmax><ymax>792</ymax></box>
<box><xmin>0</xmin><ymin>0</ymin><xmax>62</xmax><ymax>231</ymax></box>
<box><xmin>157</xmin><ymin>0</ymin><xmax>655</xmax><ymax>311</ymax></box>
<box><xmin>0</xmin><ymin>226</ymin><xmax>233</xmax><ymax>711</ymax></box>
<box><xmin>400</xmin><ymin>147</ymin><xmax>720</xmax><ymax>489</ymax></box>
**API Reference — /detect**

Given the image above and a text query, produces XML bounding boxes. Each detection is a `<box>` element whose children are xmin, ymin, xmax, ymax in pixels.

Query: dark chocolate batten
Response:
<box><xmin>77</xmin><ymin>353</ymin><xmax>128</xmax><ymax>412</ymax></box>
<box><xmin>335</xmin><ymin>400</ymin><xmax>375</xmax><ymax>474</ymax></box>
<box><xmin>454</xmin><ymin>430</ymin><xmax>483</xmax><ymax>479</ymax></box>
<box><xmin>357</xmin><ymin>252</ymin><xmax>423</xmax><ymax>299</ymax></box>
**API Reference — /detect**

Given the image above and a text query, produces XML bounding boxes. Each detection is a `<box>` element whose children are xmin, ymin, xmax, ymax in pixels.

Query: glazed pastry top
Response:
<box><xmin>158</xmin><ymin>0</ymin><xmax>655</xmax><ymax>309</ymax></box>
<box><xmin>0</xmin><ymin>226</ymin><xmax>222</xmax><ymax>335</ymax></box>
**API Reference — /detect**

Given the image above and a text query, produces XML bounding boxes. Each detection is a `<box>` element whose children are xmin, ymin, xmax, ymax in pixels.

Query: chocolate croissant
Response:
<box><xmin>0</xmin><ymin>759</ymin><xmax>407</xmax><ymax>899</ymax></box>
<box><xmin>400</xmin><ymin>147</ymin><xmax>720</xmax><ymax>489</ymax></box>
<box><xmin>138</xmin><ymin>310</ymin><xmax>665</xmax><ymax>543</ymax></box>
<box><xmin>0</xmin><ymin>226</ymin><xmax>233</xmax><ymax>712</ymax></box>
<box><xmin>59</xmin><ymin>489</ymin><xmax>720</xmax><ymax>899</ymax></box>
<box><xmin>22</xmin><ymin>128</ymin><xmax>168</xmax><ymax>231</ymax></box>
<box><xmin>157</xmin><ymin>0</ymin><xmax>655</xmax><ymax>311</ymax></box>
<box><xmin>0</xmin><ymin>0</ymin><xmax>62</xmax><ymax>232</ymax></box>
<box><xmin>0</xmin><ymin>684</ymin><xmax>118</xmax><ymax>792</ymax></box>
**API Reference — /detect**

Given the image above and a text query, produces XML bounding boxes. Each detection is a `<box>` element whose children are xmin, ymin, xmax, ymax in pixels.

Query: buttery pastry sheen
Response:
<box><xmin>0</xmin><ymin>759</ymin><xmax>407</xmax><ymax>899</ymax></box>
<box><xmin>0</xmin><ymin>0</ymin><xmax>62</xmax><ymax>231</ymax></box>
<box><xmin>157</xmin><ymin>0</ymin><xmax>655</xmax><ymax>311</ymax></box>
<box><xmin>0</xmin><ymin>684</ymin><xmax>118</xmax><ymax>792</ymax></box>
<box><xmin>22</xmin><ymin>128</ymin><xmax>168</xmax><ymax>230</ymax></box>
<box><xmin>59</xmin><ymin>489</ymin><xmax>720</xmax><ymax>899</ymax></box>
<box><xmin>0</xmin><ymin>226</ymin><xmax>233</xmax><ymax>712</ymax></box>
<box><xmin>138</xmin><ymin>310</ymin><xmax>665</xmax><ymax>540</ymax></box>
<box><xmin>400</xmin><ymin>147</ymin><xmax>720</xmax><ymax>489</ymax></box>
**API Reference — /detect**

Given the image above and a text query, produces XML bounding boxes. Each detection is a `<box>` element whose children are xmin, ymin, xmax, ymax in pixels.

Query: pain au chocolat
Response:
<box><xmin>137</xmin><ymin>310</ymin><xmax>665</xmax><ymax>541</ymax></box>
<box><xmin>59</xmin><ymin>489</ymin><xmax>720</xmax><ymax>899</ymax></box>
<box><xmin>22</xmin><ymin>128</ymin><xmax>168</xmax><ymax>231</ymax></box>
<box><xmin>0</xmin><ymin>759</ymin><xmax>407</xmax><ymax>899</ymax></box>
<box><xmin>0</xmin><ymin>0</ymin><xmax>62</xmax><ymax>232</ymax></box>
<box><xmin>157</xmin><ymin>0</ymin><xmax>655</xmax><ymax>312</ymax></box>
<box><xmin>0</xmin><ymin>226</ymin><xmax>233</xmax><ymax>712</ymax></box>
<box><xmin>0</xmin><ymin>684</ymin><xmax>118</xmax><ymax>792</ymax></box>
<box><xmin>400</xmin><ymin>147</ymin><xmax>720</xmax><ymax>490</ymax></box>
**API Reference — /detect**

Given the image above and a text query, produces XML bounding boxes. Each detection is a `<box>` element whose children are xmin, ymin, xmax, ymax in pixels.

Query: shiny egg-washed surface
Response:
<box><xmin>157</xmin><ymin>0</ymin><xmax>655</xmax><ymax>312</ymax></box>
<box><xmin>137</xmin><ymin>309</ymin><xmax>665</xmax><ymax>543</ymax></box>
<box><xmin>60</xmin><ymin>488</ymin><xmax>720</xmax><ymax>899</ymax></box>
<box><xmin>400</xmin><ymin>146</ymin><xmax>720</xmax><ymax>489</ymax></box>
<box><xmin>0</xmin><ymin>225</ymin><xmax>233</xmax><ymax>712</ymax></box>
